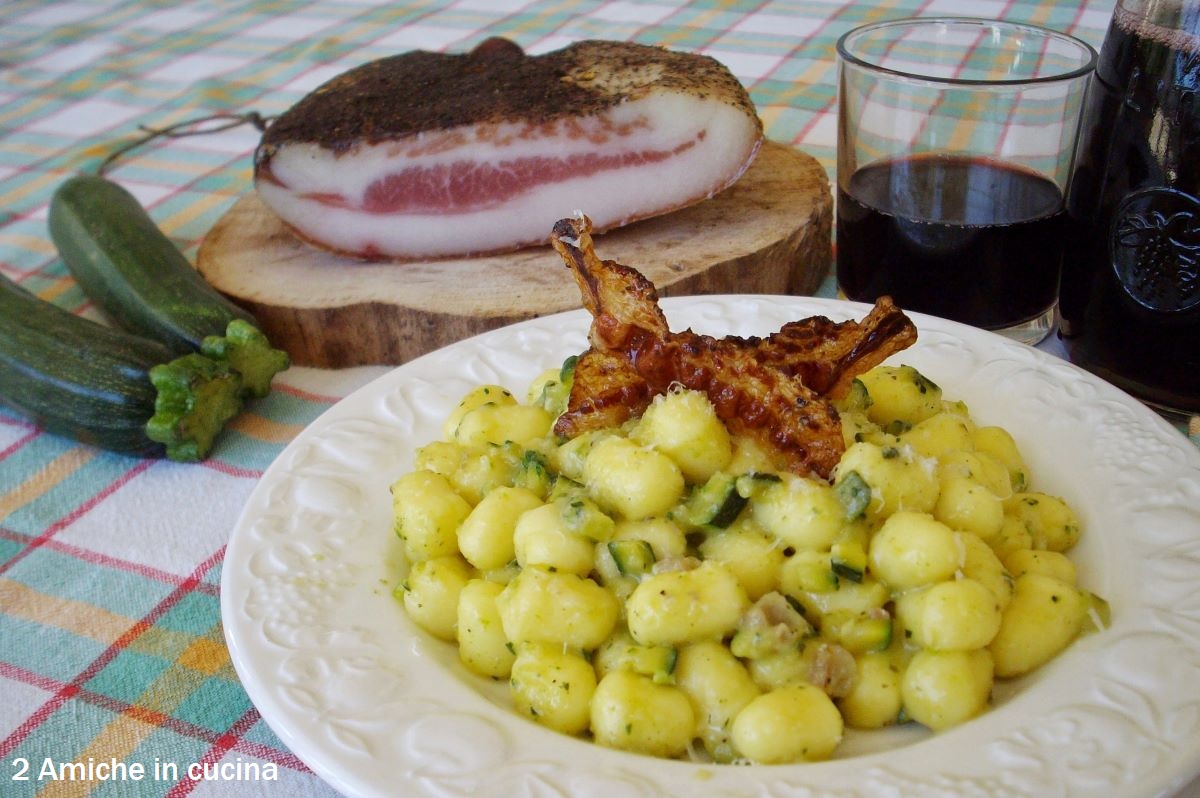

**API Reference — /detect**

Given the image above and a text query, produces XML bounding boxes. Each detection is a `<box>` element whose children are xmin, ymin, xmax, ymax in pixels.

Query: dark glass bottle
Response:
<box><xmin>1060</xmin><ymin>0</ymin><xmax>1200</xmax><ymax>415</ymax></box>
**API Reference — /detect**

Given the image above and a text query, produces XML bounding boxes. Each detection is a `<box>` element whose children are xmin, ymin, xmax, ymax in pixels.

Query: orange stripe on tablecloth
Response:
<box><xmin>0</xmin><ymin>232</ymin><xmax>56</xmax><ymax>257</ymax></box>
<box><xmin>0</xmin><ymin>446</ymin><xmax>97</xmax><ymax>524</ymax></box>
<box><xmin>32</xmin><ymin>276</ymin><xmax>78</xmax><ymax>304</ymax></box>
<box><xmin>0</xmin><ymin>459</ymin><xmax>154</xmax><ymax>582</ymax></box>
<box><xmin>0</xmin><ymin>658</ymin><xmax>312</xmax><ymax>774</ymax></box>
<box><xmin>225</xmin><ymin>411</ymin><xmax>305</xmax><ymax>444</ymax></box>
<box><xmin>0</xmin><ymin>579</ymin><xmax>132</xmax><ymax>645</ymax></box>
<box><xmin>947</xmin><ymin>93</ymin><xmax>991</xmax><ymax>151</ymax></box>
<box><xmin>34</xmin><ymin>713</ymin><xmax>158</xmax><ymax>798</ymax></box>
<box><xmin>0</xmin><ymin>548</ymin><xmax>220</xmax><ymax>760</ymax></box>
<box><xmin>769</xmin><ymin>60</ymin><xmax>836</xmax><ymax>104</ymax></box>
<box><xmin>1026</xmin><ymin>4</ymin><xmax>1052</xmax><ymax>26</ymax></box>
<box><xmin>0</xmin><ymin>94</ymin><xmax>56</xmax><ymax>128</ymax></box>
<box><xmin>155</xmin><ymin>192</ymin><xmax>229</xmax><ymax>238</ymax></box>
<box><xmin>0</xmin><ymin>171</ymin><xmax>61</xmax><ymax>210</ymax></box>
<box><xmin>273</xmin><ymin>382</ymin><xmax>343</xmax><ymax>404</ymax></box>
<box><xmin>134</xmin><ymin>661</ymin><xmax>204</xmax><ymax>719</ymax></box>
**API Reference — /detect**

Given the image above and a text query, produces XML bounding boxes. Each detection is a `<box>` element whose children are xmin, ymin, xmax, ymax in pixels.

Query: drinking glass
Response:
<box><xmin>835</xmin><ymin>17</ymin><xmax>1097</xmax><ymax>345</ymax></box>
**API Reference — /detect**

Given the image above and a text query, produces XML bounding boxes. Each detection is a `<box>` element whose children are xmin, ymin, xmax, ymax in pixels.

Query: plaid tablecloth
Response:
<box><xmin>2</xmin><ymin>1</ymin><xmax>1195</xmax><ymax>797</ymax></box>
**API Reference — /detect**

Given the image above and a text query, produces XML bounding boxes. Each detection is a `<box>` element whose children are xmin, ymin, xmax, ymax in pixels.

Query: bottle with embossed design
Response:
<box><xmin>1060</xmin><ymin>0</ymin><xmax>1200</xmax><ymax>415</ymax></box>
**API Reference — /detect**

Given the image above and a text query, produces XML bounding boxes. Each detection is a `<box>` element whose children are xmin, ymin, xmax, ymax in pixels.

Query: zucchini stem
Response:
<box><xmin>145</xmin><ymin>353</ymin><xmax>244</xmax><ymax>461</ymax></box>
<box><xmin>199</xmin><ymin>319</ymin><xmax>290</xmax><ymax>399</ymax></box>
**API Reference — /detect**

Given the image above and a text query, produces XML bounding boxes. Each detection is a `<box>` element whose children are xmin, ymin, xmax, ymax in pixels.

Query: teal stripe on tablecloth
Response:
<box><xmin>0</xmin><ymin>616</ymin><xmax>108</xmax><ymax>683</ymax></box>
<box><xmin>83</xmin><ymin>648</ymin><xmax>175</xmax><ymax>705</ymax></box>
<box><xmin>173</xmin><ymin>678</ymin><xmax>254</xmax><ymax>734</ymax></box>
<box><xmin>0</xmin><ymin>224</ymin><xmax>63</xmax><ymax>279</ymax></box>
<box><xmin>156</xmin><ymin>592</ymin><xmax>221</xmax><ymax>637</ymax></box>
<box><xmin>102</xmin><ymin>154</ymin><xmax>252</xmax><ymax>193</ymax></box>
<box><xmin>0</xmin><ymin>447</ymin><xmax>144</xmax><ymax>539</ymax></box>
<box><xmin>203</xmin><ymin>432</ymin><xmax>290</xmax><ymax>475</ymax></box>
<box><xmin>0</xmin><ymin>535</ymin><xmax>24</xmax><ymax>569</ymax></box>
<box><xmin>4</xmin><ymin>547</ymin><xmax>175</xmax><ymax>619</ymax></box>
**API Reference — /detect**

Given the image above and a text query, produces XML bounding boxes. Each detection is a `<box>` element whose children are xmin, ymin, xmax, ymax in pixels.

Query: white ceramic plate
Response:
<box><xmin>222</xmin><ymin>296</ymin><xmax>1200</xmax><ymax>798</ymax></box>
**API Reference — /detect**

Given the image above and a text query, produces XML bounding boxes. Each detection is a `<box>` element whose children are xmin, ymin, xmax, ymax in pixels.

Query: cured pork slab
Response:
<box><xmin>254</xmin><ymin>37</ymin><xmax>763</xmax><ymax>260</ymax></box>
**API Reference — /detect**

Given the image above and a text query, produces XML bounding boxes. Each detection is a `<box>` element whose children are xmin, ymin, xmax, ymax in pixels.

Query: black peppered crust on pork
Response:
<box><xmin>255</xmin><ymin>37</ymin><xmax>761</xmax><ymax>163</ymax></box>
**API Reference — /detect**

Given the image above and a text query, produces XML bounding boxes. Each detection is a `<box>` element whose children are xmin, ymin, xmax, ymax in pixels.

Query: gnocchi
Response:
<box><xmin>510</xmin><ymin>642</ymin><xmax>597</xmax><ymax>734</ymax></box>
<box><xmin>731</xmin><ymin>683</ymin><xmax>843</xmax><ymax>763</ymax></box>
<box><xmin>387</xmin><ymin>363</ymin><xmax>1103</xmax><ymax>765</ymax></box>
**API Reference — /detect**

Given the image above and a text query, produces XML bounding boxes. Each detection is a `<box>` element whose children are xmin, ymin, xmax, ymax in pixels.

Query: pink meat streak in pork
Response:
<box><xmin>253</xmin><ymin>37</ymin><xmax>764</xmax><ymax>260</ymax></box>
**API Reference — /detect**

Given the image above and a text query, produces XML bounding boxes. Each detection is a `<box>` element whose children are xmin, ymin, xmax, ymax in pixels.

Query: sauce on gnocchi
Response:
<box><xmin>389</xmin><ymin>359</ymin><xmax>1108</xmax><ymax>764</ymax></box>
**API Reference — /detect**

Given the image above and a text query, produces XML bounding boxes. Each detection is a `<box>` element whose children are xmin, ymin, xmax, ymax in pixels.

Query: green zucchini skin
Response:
<box><xmin>48</xmin><ymin>174</ymin><xmax>255</xmax><ymax>354</ymax></box>
<box><xmin>0</xmin><ymin>272</ymin><xmax>170</xmax><ymax>456</ymax></box>
<box><xmin>0</xmin><ymin>273</ymin><xmax>244</xmax><ymax>460</ymax></box>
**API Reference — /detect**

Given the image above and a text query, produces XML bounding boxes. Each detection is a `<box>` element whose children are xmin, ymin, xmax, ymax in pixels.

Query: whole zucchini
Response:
<box><xmin>0</xmin><ymin>272</ymin><xmax>244</xmax><ymax>460</ymax></box>
<box><xmin>48</xmin><ymin>174</ymin><xmax>288</xmax><ymax>398</ymax></box>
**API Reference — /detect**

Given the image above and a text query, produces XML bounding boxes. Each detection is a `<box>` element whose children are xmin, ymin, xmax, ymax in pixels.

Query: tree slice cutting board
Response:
<box><xmin>196</xmin><ymin>140</ymin><xmax>832</xmax><ymax>368</ymax></box>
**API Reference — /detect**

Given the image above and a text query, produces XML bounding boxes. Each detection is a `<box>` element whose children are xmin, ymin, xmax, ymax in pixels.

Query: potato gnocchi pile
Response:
<box><xmin>389</xmin><ymin>359</ymin><xmax>1107</xmax><ymax>764</ymax></box>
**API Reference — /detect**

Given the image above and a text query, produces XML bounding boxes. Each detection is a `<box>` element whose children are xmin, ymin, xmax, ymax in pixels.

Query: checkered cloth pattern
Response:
<box><xmin>839</xmin><ymin>19</ymin><xmax>1095</xmax><ymax>187</ymax></box>
<box><xmin>2</xmin><ymin>1</ymin><xmax>1188</xmax><ymax>797</ymax></box>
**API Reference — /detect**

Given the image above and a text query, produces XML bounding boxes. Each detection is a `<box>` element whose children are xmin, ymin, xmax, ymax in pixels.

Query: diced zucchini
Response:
<box><xmin>513</xmin><ymin>449</ymin><xmax>554</xmax><ymax>498</ymax></box>
<box><xmin>834</xmin><ymin>470</ymin><xmax>872</xmax><ymax>520</ymax></box>
<box><xmin>797</xmin><ymin>576</ymin><xmax>890</xmax><ymax>619</ymax></box>
<box><xmin>786</xmin><ymin>550</ymin><xmax>839</xmax><ymax>593</ymax></box>
<box><xmin>594</xmin><ymin>545</ymin><xmax>639</xmax><ymax>603</ymax></box>
<box><xmin>734</xmin><ymin>471</ymin><xmax>782</xmax><ymax>499</ymax></box>
<box><xmin>730</xmin><ymin>620</ymin><xmax>811</xmax><ymax>660</ymax></box>
<box><xmin>835</xmin><ymin>377</ymin><xmax>873</xmax><ymax>414</ymax></box>
<box><xmin>683</xmin><ymin>472</ymin><xmax>747</xmax><ymax>529</ymax></box>
<box><xmin>556</xmin><ymin>493</ymin><xmax>615</xmax><ymax>542</ymax></box>
<box><xmin>550</xmin><ymin>477</ymin><xmax>615</xmax><ymax>541</ymax></box>
<box><xmin>607</xmin><ymin>539</ymin><xmax>656</xmax><ymax>577</ymax></box>
<box><xmin>550</xmin><ymin>429</ymin><xmax>609</xmax><ymax>481</ymax></box>
<box><xmin>536</xmin><ymin>354</ymin><xmax>578</xmax><ymax>415</ymax></box>
<box><xmin>729</xmin><ymin>626</ymin><xmax>793</xmax><ymax>660</ymax></box>
<box><xmin>450</xmin><ymin>444</ymin><xmax>520</xmax><ymax>504</ymax></box>
<box><xmin>549</xmin><ymin>475</ymin><xmax>584</xmax><ymax>502</ymax></box>
<box><xmin>830</xmin><ymin>540</ymin><xmax>867</xmax><ymax>584</ymax></box>
<box><xmin>646</xmin><ymin>646</ymin><xmax>678</xmax><ymax>684</ymax></box>
<box><xmin>596</xmin><ymin>631</ymin><xmax>678</xmax><ymax>684</ymax></box>
<box><xmin>822</xmin><ymin>610</ymin><xmax>893</xmax><ymax>653</ymax></box>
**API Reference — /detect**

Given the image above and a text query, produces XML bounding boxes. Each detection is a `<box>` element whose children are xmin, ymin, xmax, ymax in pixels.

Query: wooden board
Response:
<box><xmin>196</xmin><ymin>141</ymin><xmax>832</xmax><ymax>368</ymax></box>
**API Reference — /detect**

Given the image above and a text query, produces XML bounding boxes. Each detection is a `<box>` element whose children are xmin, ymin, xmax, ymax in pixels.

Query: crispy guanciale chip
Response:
<box><xmin>549</xmin><ymin>214</ymin><xmax>917</xmax><ymax>480</ymax></box>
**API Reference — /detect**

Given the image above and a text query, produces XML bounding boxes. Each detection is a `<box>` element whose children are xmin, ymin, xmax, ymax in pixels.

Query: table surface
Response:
<box><xmin>2</xmin><ymin>1</ymin><xmax>1198</xmax><ymax>797</ymax></box>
